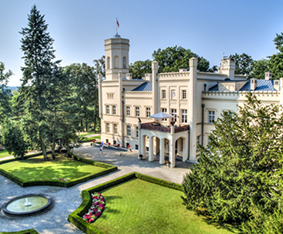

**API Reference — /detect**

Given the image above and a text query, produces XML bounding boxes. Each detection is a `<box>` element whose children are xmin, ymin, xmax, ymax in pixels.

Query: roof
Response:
<box><xmin>132</xmin><ymin>82</ymin><xmax>152</xmax><ymax>91</ymax></box>
<box><xmin>208</xmin><ymin>80</ymin><xmax>277</xmax><ymax>92</ymax></box>
<box><xmin>240</xmin><ymin>80</ymin><xmax>276</xmax><ymax>91</ymax></box>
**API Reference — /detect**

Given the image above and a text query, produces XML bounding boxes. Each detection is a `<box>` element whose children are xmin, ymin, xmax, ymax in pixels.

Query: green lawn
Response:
<box><xmin>94</xmin><ymin>179</ymin><xmax>237</xmax><ymax>234</ymax></box>
<box><xmin>0</xmin><ymin>150</ymin><xmax>12</xmax><ymax>159</ymax></box>
<box><xmin>77</xmin><ymin>131</ymin><xmax>98</xmax><ymax>137</ymax></box>
<box><xmin>0</xmin><ymin>154</ymin><xmax>106</xmax><ymax>182</ymax></box>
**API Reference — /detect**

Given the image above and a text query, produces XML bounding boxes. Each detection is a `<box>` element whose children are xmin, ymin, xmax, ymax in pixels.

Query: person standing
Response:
<box><xmin>128</xmin><ymin>144</ymin><xmax>132</xmax><ymax>153</ymax></box>
<box><xmin>100</xmin><ymin>144</ymin><xmax>103</xmax><ymax>154</ymax></box>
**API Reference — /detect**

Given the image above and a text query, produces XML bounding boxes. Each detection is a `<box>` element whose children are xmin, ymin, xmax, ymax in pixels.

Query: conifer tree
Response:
<box><xmin>20</xmin><ymin>5</ymin><xmax>57</xmax><ymax>160</ymax></box>
<box><xmin>182</xmin><ymin>93</ymin><xmax>283</xmax><ymax>229</ymax></box>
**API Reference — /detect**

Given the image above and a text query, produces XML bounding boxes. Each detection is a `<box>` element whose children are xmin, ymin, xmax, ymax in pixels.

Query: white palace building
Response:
<box><xmin>98</xmin><ymin>34</ymin><xmax>283</xmax><ymax>167</ymax></box>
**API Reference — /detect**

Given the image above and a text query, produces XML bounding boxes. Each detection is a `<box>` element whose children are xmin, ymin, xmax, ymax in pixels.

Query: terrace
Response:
<box><xmin>140</xmin><ymin>121</ymin><xmax>190</xmax><ymax>133</ymax></box>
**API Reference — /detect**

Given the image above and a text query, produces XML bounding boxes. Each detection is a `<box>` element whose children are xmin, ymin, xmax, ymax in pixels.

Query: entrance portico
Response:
<box><xmin>138</xmin><ymin>121</ymin><xmax>189</xmax><ymax>167</ymax></box>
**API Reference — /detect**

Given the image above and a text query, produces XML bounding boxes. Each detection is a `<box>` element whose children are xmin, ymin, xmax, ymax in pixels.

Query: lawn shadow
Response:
<box><xmin>187</xmin><ymin>208</ymin><xmax>240</xmax><ymax>233</ymax></box>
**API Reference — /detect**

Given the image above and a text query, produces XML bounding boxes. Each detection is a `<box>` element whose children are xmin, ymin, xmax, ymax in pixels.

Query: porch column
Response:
<box><xmin>149</xmin><ymin>136</ymin><xmax>154</xmax><ymax>161</ymax></box>
<box><xmin>183</xmin><ymin>137</ymin><xmax>188</xmax><ymax>161</ymax></box>
<box><xmin>159</xmin><ymin>138</ymin><xmax>165</xmax><ymax>164</ymax></box>
<box><xmin>138</xmin><ymin>122</ymin><xmax>141</xmax><ymax>157</ymax></box>
<box><xmin>141</xmin><ymin>135</ymin><xmax>145</xmax><ymax>158</ymax></box>
<box><xmin>155</xmin><ymin>137</ymin><xmax>160</xmax><ymax>154</ymax></box>
<box><xmin>169</xmin><ymin>138</ymin><xmax>175</xmax><ymax>167</ymax></box>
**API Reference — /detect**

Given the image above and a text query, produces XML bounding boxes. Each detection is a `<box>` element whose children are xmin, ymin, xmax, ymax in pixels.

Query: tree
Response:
<box><xmin>182</xmin><ymin>93</ymin><xmax>283</xmax><ymax>230</ymax></box>
<box><xmin>0</xmin><ymin>62</ymin><xmax>12</xmax><ymax>122</ymax></box>
<box><xmin>64</xmin><ymin>63</ymin><xmax>98</xmax><ymax>132</ymax></box>
<box><xmin>94</xmin><ymin>55</ymin><xmax>105</xmax><ymax>77</ymax></box>
<box><xmin>20</xmin><ymin>5</ymin><xmax>59</xmax><ymax>160</ymax></box>
<box><xmin>248</xmin><ymin>59</ymin><xmax>269</xmax><ymax>80</ymax></box>
<box><xmin>152</xmin><ymin>46</ymin><xmax>211</xmax><ymax>72</ymax></box>
<box><xmin>129</xmin><ymin>59</ymin><xmax>152</xmax><ymax>79</ymax></box>
<box><xmin>229</xmin><ymin>53</ymin><xmax>254</xmax><ymax>76</ymax></box>
<box><xmin>2</xmin><ymin>118</ymin><xmax>27</xmax><ymax>160</ymax></box>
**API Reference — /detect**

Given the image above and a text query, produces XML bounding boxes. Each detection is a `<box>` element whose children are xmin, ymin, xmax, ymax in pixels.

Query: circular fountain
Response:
<box><xmin>1</xmin><ymin>194</ymin><xmax>52</xmax><ymax>216</ymax></box>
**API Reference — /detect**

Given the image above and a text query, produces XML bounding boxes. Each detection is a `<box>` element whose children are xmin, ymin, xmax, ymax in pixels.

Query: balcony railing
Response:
<box><xmin>140</xmin><ymin>122</ymin><xmax>189</xmax><ymax>133</ymax></box>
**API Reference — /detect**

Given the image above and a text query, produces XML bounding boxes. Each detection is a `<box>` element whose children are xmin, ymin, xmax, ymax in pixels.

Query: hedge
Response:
<box><xmin>0</xmin><ymin>152</ymin><xmax>117</xmax><ymax>188</ymax></box>
<box><xmin>68</xmin><ymin>172</ymin><xmax>182</xmax><ymax>234</ymax></box>
<box><xmin>81</xmin><ymin>136</ymin><xmax>101</xmax><ymax>143</ymax></box>
<box><xmin>0</xmin><ymin>228</ymin><xmax>39</xmax><ymax>234</ymax></box>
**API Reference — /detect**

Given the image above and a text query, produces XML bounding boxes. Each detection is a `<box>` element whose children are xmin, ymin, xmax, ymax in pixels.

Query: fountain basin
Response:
<box><xmin>2</xmin><ymin>194</ymin><xmax>52</xmax><ymax>216</ymax></box>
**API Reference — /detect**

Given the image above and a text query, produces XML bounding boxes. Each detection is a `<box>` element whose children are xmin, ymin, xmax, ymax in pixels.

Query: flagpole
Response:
<box><xmin>116</xmin><ymin>17</ymin><xmax>118</xmax><ymax>35</ymax></box>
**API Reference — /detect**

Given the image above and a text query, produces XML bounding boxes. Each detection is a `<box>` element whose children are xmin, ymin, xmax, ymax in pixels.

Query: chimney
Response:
<box><xmin>265</xmin><ymin>71</ymin><xmax>272</xmax><ymax>80</ymax></box>
<box><xmin>250</xmin><ymin>78</ymin><xmax>257</xmax><ymax>91</ymax></box>
<box><xmin>274</xmin><ymin>80</ymin><xmax>280</xmax><ymax>91</ymax></box>
<box><xmin>144</xmin><ymin>73</ymin><xmax>152</xmax><ymax>82</ymax></box>
<box><xmin>218</xmin><ymin>58</ymin><xmax>235</xmax><ymax>80</ymax></box>
<box><xmin>179</xmin><ymin>68</ymin><xmax>187</xmax><ymax>72</ymax></box>
<box><xmin>125</xmin><ymin>73</ymin><xmax>132</xmax><ymax>80</ymax></box>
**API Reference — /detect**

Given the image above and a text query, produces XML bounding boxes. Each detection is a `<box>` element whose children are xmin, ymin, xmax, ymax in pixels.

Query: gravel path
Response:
<box><xmin>0</xmin><ymin>143</ymin><xmax>192</xmax><ymax>234</ymax></box>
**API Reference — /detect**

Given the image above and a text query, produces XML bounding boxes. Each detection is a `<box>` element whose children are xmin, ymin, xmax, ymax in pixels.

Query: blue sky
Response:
<box><xmin>1</xmin><ymin>0</ymin><xmax>283</xmax><ymax>86</ymax></box>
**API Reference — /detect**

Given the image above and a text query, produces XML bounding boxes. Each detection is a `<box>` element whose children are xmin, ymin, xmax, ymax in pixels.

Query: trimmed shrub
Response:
<box><xmin>0</xmin><ymin>153</ymin><xmax>117</xmax><ymax>188</ymax></box>
<box><xmin>0</xmin><ymin>228</ymin><xmax>39</xmax><ymax>234</ymax></box>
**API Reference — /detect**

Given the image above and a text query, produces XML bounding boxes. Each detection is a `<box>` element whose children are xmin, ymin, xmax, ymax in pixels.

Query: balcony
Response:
<box><xmin>140</xmin><ymin>122</ymin><xmax>190</xmax><ymax>133</ymax></box>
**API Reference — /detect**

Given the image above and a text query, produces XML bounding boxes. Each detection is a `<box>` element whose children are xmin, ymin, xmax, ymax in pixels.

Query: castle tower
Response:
<box><xmin>104</xmin><ymin>34</ymin><xmax>130</xmax><ymax>80</ymax></box>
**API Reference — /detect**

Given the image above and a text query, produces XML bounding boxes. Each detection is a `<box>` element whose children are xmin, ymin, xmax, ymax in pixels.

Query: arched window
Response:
<box><xmin>107</xmin><ymin>57</ymin><xmax>110</xmax><ymax>69</ymax></box>
<box><xmin>114</xmin><ymin>56</ymin><xmax>119</xmax><ymax>68</ymax></box>
<box><xmin>123</xmin><ymin>57</ymin><xmax>126</xmax><ymax>68</ymax></box>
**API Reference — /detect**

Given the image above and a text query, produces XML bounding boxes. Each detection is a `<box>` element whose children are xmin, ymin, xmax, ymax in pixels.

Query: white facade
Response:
<box><xmin>99</xmin><ymin>35</ymin><xmax>282</xmax><ymax>167</ymax></box>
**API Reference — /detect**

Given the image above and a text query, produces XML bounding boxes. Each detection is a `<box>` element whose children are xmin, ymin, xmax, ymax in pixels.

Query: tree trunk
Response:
<box><xmin>51</xmin><ymin>108</ymin><xmax>57</xmax><ymax>160</ymax></box>
<box><xmin>40</xmin><ymin>134</ymin><xmax>47</xmax><ymax>161</ymax></box>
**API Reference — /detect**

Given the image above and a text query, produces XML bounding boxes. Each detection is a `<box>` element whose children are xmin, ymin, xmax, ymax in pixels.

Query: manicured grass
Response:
<box><xmin>0</xmin><ymin>150</ymin><xmax>12</xmax><ymax>159</ymax></box>
<box><xmin>77</xmin><ymin>131</ymin><xmax>97</xmax><ymax>137</ymax></box>
<box><xmin>0</xmin><ymin>154</ymin><xmax>106</xmax><ymax>182</ymax></box>
<box><xmin>81</xmin><ymin>135</ymin><xmax>101</xmax><ymax>142</ymax></box>
<box><xmin>94</xmin><ymin>179</ymin><xmax>237</xmax><ymax>234</ymax></box>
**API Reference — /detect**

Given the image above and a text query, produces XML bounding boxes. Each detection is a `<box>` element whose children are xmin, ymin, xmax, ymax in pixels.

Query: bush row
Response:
<box><xmin>0</xmin><ymin>152</ymin><xmax>117</xmax><ymax>188</ymax></box>
<box><xmin>0</xmin><ymin>228</ymin><xmax>39</xmax><ymax>234</ymax></box>
<box><xmin>68</xmin><ymin>172</ymin><xmax>181</xmax><ymax>234</ymax></box>
<box><xmin>81</xmin><ymin>136</ymin><xmax>101</xmax><ymax>143</ymax></box>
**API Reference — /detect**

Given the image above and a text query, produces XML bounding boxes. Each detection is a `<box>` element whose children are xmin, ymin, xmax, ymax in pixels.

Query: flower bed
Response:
<box><xmin>83</xmin><ymin>192</ymin><xmax>105</xmax><ymax>223</ymax></box>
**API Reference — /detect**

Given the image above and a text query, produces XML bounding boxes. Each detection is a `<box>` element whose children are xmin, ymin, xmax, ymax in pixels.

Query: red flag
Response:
<box><xmin>116</xmin><ymin>19</ymin><xmax>119</xmax><ymax>27</ymax></box>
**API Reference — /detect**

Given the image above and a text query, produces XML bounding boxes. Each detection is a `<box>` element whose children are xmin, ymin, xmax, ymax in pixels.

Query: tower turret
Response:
<box><xmin>104</xmin><ymin>36</ymin><xmax>130</xmax><ymax>80</ymax></box>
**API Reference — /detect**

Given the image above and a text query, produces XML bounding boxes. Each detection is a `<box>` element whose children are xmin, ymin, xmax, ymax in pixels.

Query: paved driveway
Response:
<box><xmin>0</xmin><ymin>143</ymin><xmax>192</xmax><ymax>234</ymax></box>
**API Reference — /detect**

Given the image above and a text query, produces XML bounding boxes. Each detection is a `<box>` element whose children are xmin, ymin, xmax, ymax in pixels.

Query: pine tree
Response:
<box><xmin>20</xmin><ymin>5</ymin><xmax>57</xmax><ymax>160</ymax></box>
<box><xmin>182</xmin><ymin>93</ymin><xmax>283</xmax><ymax>229</ymax></box>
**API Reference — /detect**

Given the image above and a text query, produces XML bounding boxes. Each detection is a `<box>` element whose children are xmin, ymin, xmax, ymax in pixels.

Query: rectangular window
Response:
<box><xmin>113</xmin><ymin>140</ymin><xmax>116</xmax><ymax>145</ymax></box>
<box><xmin>171</xmin><ymin>90</ymin><xmax>176</xmax><ymax>99</ymax></box>
<box><xmin>146</xmin><ymin>107</ymin><xmax>151</xmax><ymax>117</ymax></box>
<box><xmin>182</xmin><ymin>90</ymin><xmax>187</xmax><ymax>99</ymax></box>
<box><xmin>182</xmin><ymin>109</ymin><xmax>187</xmax><ymax>123</ymax></box>
<box><xmin>162</xmin><ymin>108</ymin><xmax>167</xmax><ymax>121</ymax></box>
<box><xmin>106</xmin><ymin>123</ymin><xmax>110</xmax><ymax>133</ymax></box>
<box><xmin>106</xmin><ymin>105</ymin><xmax>109</xmax><ymax>114</ymax></box>
<box><xmin>114</xmin><ymin>124</ymin><xmax>117</xmax><ymax>134</ymax></box>
<box><xmin>126</xmin><ymin>106</ymin><xmax>130</xmax><ymax>116</ymax></box>
<box><xmin>135</xmin><ymin>107</ymin><xmax>140</xmax><ymax>117</ymax></box>
<box><xmin>197</xmin><ymin>136</ymin><xmax>200</xmax><ymax>150</ymax></box>
<box><xmin>171</xmin><ymin>109</ymin><xmax>177</xmax><ymax>122</ymax></box>
<box><xmin>135</xmin><ymin>144</ymin><xmax>138</xmax><ymax>150</ymax></box>
<box><xmin>208</xmin><ymin>111</ymin><xmax>215</xmax><ymax>124</ymax></box>
<box><xmin>112</xmin><ymin>106</ymin><xmax>116</xmax><ymax>115</ymax></box>
<box><xmin>162</xmin><ymin>90</ymin><xmax>166</xmax><ymax>99</ymax></box>
<box><xmin>136</xmin><ymin>126</ymin><xmax>139</xmax><ymax>138</ymax></box>
<box><xmin>127</xmin><ymin>125</ymin><xmax>131</xmax><ymax>136</ymax></box>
